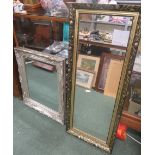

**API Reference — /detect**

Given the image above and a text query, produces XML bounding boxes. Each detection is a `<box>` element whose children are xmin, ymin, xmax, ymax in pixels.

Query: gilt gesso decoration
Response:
<box><xmin>66</xmin><ymin>3</ymin><xmax>141</xmax><ymax>153</ymax></box>
<box><xmin>14</xmin><ymin>47</ymin><xmax>66</xmax><ymax>125</ymax></box>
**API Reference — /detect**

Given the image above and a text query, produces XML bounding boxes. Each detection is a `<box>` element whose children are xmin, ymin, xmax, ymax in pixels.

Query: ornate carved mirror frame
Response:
<box><xmin>14</xmin><ymin>47</ymin><xmax>66</xmax><ymax>125</ymax></box>
<box><xmin>66</xmin><ymin>3</ymin><xmax>141</xmax><ymax>153</ymax></box>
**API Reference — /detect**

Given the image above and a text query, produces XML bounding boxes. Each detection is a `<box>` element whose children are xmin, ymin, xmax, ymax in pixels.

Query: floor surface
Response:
<box><xmin>74</xmin><ymin>86</ymin><xmax>115</xmax><ymax>141</ymax></box>
<box><xmin>14</xmin><ymin>97</ymin><xmax>141</xmax><ymax>155</ymax></box>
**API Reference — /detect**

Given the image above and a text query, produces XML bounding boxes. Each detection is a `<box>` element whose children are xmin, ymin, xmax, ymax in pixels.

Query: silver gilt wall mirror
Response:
<box><xmin>14</xmin><ymin>47</ymin><xmax>66</xmax><ymax>124</ymax></box>
<box><xmin>66</xmin><ymin>3</ymin><xmax>141</xmax><ymax>153</ymax></box>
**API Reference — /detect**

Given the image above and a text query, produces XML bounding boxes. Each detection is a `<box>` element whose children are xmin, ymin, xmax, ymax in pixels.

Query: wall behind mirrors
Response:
<box><xmin>66</xmin><ymin>3</ymin><xmax>140</xmax><ymax>153</ymax></box>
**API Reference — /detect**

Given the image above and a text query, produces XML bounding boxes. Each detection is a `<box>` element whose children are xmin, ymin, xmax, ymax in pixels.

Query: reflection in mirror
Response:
<box><xmin>25</xmin><ymin>59</ymin><xmax>59</xmax><ymax>111</ymax></box>
<box><xmin>73</xmin><ymin>14</ymin><xmax>133</xmax><ymax>141</ymax></box>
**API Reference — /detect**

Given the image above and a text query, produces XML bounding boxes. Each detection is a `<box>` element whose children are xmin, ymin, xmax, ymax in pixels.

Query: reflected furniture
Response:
<box><xmin>13</xmin><ymin>7</ymin><xmax>69</xmax><ymax>98</ymax></box>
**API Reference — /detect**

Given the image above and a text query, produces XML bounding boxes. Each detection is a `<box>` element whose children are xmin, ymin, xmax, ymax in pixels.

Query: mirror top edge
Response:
<box><xmin>68</xmin><ymin>3</ymin><xmax>140</xmax><ymax>15</ymax></box>
<box><xmin>76</xmin><ymin>9</ymin><xmax>139</xmax><ymax>17</ymax></box>
<box><xmin>14</xmin><ymin>47</ymin><xmax>66</xmax><ymax>61</ymax></box>
<box><xmin>68</xmin><ymin>2</ymin><xmax>140</xmax><ymax>8</ymax></box>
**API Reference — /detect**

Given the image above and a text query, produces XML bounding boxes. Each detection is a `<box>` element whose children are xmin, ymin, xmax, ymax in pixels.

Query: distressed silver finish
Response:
<box><xmin>14</xmin><ymin>47</ymin><xmax>66</xmax><ymax>125</ymax></box>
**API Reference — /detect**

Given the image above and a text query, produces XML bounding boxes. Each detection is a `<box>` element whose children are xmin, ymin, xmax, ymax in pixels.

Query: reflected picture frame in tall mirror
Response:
<box><xmin>14</xmin><ymin>47</ymin><xmax>66</xmax><ymax>124</ymax></box>
<box><xmin>66</xmin><ymin>3</ymin><xmax>141</xmax><ymax>153</ymax></box>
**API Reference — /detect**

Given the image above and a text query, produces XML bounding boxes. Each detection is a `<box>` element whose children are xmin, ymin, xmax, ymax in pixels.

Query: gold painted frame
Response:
<box><xmin>66</xmin><ymin>3</ymin><xmax>141</xmax><ymax>153</ymax></box>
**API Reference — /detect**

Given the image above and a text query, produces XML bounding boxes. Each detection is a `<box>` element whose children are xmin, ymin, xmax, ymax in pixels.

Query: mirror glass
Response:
<box><xmin>25</xmin><ymin>58</ymin><xmax>59</xmax><ymax>111</ymax></box>
<box><xmin>73</xmin><ymin>14</ymin><xmax>133</xmax><ymax>141</ymax></box>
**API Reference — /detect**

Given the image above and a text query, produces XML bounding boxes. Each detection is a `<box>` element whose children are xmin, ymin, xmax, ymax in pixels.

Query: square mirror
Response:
<box><xmin>15</xmin><ymin>47</ymin><xmax>66</xmax><ymax>124</ymax></box>
<box><xmin>66</xmin><ymin>3</ymin><xmax>141</xmax><ymax>153</ymax></box>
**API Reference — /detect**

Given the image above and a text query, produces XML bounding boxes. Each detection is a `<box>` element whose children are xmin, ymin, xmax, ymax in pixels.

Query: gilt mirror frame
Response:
<box><xmin>66</xmin><ymin>3</ymin><xmax>141</xmax><ymax>153</ymax></box>
<box><xmin>14</xmin><ymin>47</ymin><xmax>66</xmax><ymax>125</ymax></box>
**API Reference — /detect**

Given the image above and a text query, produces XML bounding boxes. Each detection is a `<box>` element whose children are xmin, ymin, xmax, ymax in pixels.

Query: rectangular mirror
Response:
<box><xmin>15</xmin><ymin>47</ymin><xmax>66</xmax><ymax>124</ymax></box>
<box><xmin>25</xmin><ymin>59</ymin><xmax>59</xmax><ymax>112</ymax></box>
<box><xmin>66</xmin><ymin>3</ymin><xmax>140</xmax><ymax>153</ymax></box>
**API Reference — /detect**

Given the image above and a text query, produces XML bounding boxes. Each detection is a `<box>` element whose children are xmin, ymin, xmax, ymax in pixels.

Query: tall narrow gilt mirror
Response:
<box><xmin>66</xmin><ymin>3</ymin><xmax>140</xmax><ymax>153</ymax></box>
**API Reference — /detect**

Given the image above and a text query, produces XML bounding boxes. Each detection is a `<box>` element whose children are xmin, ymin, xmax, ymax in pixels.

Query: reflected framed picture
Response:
<box><xmin>96</xmin><ymin>53</ymin><xmax>125</xmax><ymax>92</ymax></box>
<box><xmin>76</xmin><ymin>68</ymin><xmax>94</xmax><ymax>89</ymax></box>
<box><xmin>77</xmin><ymin>54</ymin><xmax>100</xmax><ymax>86</ymax></box>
